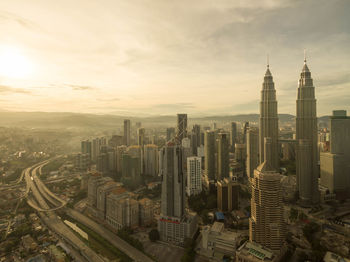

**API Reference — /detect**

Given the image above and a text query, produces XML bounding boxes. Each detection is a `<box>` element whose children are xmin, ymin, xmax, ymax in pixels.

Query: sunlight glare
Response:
<box><xmin>0</xmin><ymin>46</ymin><xmax>34</xmax><ymax>79</ymax></box>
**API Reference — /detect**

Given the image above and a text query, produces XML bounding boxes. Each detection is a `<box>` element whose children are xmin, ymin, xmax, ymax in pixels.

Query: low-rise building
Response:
<box><xmin>158</xmin><ymin>212</ymin><xmax>198</xmax><ymax>246</ymax></box>
<box><xmin>236</xmin><ymin>241</ymin><xmax>278</xmax><ymax>262</ymax></box>
<box><xmin>324</xmin><ymin>251</ymin><xmax>350</xmax><ymax>262</ymax></box>
<box><xmin>201</xmin><ymin>222</ymin><xmax>242</xmax><ymax>259</ymax></box>
<box><xmin>21</xmin><ymin>234</ymin><xmax>38</xmax><ymax>252</ymax></box>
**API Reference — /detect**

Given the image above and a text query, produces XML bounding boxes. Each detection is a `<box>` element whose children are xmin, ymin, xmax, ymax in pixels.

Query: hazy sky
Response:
<box><xmin>0</xmin><ymin>0</ymin><xmax>349</xmax><ymax>116</ymax></box>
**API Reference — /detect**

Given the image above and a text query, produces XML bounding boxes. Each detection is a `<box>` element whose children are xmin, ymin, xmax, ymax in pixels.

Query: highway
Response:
<box><xmin>23</xmin><ymin>159</ymin><xmax>105</xmax><ymax>262</ymax></box>
<box><xmin>66</xmin><ymin>208</ymin><xmax>154</xmax><ymax>262</ymax></box>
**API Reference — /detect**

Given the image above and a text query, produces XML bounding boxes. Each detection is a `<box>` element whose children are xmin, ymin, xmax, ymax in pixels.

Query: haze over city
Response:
<box><xmin>0</xmin><ymin>0</ymin><xmax>350</xmax><ymax>115</ymax></box>
<box><xmin>1</xmin><ymin>1</ymin><xmax>350</xmax><ymax>262</ymax></box>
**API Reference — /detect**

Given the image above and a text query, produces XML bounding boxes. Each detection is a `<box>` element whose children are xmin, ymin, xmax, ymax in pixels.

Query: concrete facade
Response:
<box><xmin>204</xmin><ymin>130</ymin><xmax>216</xmax><ymax>181</ymax></box>
<box><xmin>320</xmin><ymin>110</ymin><xmax>350</xmax><ymax>199</ymax></box>
<box><xmin>186</xmin><ymin>156</ymin><xmax>202</xmax><ymax>196</ymax></box>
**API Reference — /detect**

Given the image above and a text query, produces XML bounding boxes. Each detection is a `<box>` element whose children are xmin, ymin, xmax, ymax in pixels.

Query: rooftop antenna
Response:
<box><xmin>304</xmin><ymin>49</ymin><xmax>307</xmax><ymax>63</ymax></box>
<box><xmin>267</xmin><ymin>54</ymin><xmax>269</xmax><ymax>68</ymax></box>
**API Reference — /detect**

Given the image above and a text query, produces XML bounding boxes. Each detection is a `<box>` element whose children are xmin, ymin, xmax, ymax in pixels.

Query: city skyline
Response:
<box><xmin>0</xmin><ymin>0</ymin><xmax>349</xmax><ymax>115</ymax></box>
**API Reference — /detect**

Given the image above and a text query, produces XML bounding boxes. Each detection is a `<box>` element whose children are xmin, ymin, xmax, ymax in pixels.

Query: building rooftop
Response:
<box><xmin>324</xmin><ymin>251</ymin><xmax>350</xmax><ymax>262</ymax></box>
<box><xmin>211</xmin><ymin>222</ymin><xmax>225</xmax><ymax>233</ymax></box>
<box><xmin>237</xmin><ymin>241</ymin><xmax>276</xmax><ymax>261</ymax></box>
<box><xmin>215</xmin><ymin>212</ymin><xmax>225</xmax><ymax>221</ymax></box>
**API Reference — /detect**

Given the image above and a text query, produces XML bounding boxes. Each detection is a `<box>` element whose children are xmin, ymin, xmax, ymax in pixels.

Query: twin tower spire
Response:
<box><xmin>258</xmin><ymin>54</ymin><xmax>319</xmax><ymax>205</ymax></box>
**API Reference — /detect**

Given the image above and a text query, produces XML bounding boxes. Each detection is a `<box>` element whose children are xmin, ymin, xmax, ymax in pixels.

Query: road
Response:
<box><xmin>66</xmin><ymin>208</ymin><xmax>155</xmax><ymax>262</ymax></box>
<box><xmin>24</xmin><ymin>159</ymin><xmax>105</xmax><ymax>262</ymax></box>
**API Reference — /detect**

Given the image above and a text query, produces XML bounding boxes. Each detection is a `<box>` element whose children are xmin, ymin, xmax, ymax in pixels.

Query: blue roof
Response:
<box><xmin>215</xmin><ymin>212</ymin><xmax>225</xmax><ymax>220</ymax></box>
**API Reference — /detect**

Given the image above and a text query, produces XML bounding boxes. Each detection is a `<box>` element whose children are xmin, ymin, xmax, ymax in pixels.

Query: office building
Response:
<box><xmin>176</xmin><ymin>114</ymin><xmax>187</xmax><ymax>143</ymax></box>
<box><xmin>81</xmin><ymin>140</ymin><xmax>92</xmax><ymax>159</ymax></box>
<box><xmin>246</xmin><ymin>127</ymin><xmax>259</xmax><ymax>179</ymax></box>
<box><xmin>74</xmin><ymin>153</ymin><xmax>90</xmax><ymax>171</ymax></box>
<box><xmin>158</xmin><ymin>143</ymin><xmax>198</xmax><ymax>245</ymax></box>
<box><xmin>137</xmin><ymin>128</ymin><xmax>145</xmax><ymax>147</ymax></box>
<box><xmin>192</xmin><ymin>124</ymin><xmax>201</xmax><ymax>155</ymax></box>
<box><xmin>230</xmin><ymin>122</ymin><xmax>237</xmax><ymax>153</ymax></box>
<box><xmin>320</xmin><ymin>110</ymin><xmax>350</xmax><ymax>199</ymax></box>
<box><xmin>217</xmin><ymin>178</ymin><xmax>239</xmax><ymax>212</ymax></box>
<box><xmin>87</xmin><ymin>175</ymin><xmax>113</xmax><ymax>216</ymax></box>
<box><xmin>217</xmin><ymin>133</ymin><xmax>230</xmax><ymax>180</ymax></box>
<box><xmin>249</xmin><ymin>138</ymin><xmax>286</xmax><ymax>251</ymax></box>
<box><xmin>116</xmin><ymin>145</ymin><xmax>127</xmax><ymax>175</ymax></box>
<box><xmin>186</xmin><ymin>157</ymin><xmax>202</xmax><ymax>196</ymax></box>
<box><xmin>108</xmin><ymin>135</ymin><xmax>123</xmax><ymax>148</ymax></box>
<box><xmin>259</xmin><ymin>64</ymin><xmax>279</xmax><ymax>171</ymax></box>
<box><xmin>243</xmin><ymin>122</ymin><xmax>249</xmax><ymax>144</ymax></box>
<box><xmin>124</xmin><ymin>119</ymin><xmax>131</xmax><ymax>146</ymax></box>
<box><xmin>296</xmin><ymin>58</ymin><xmax>319</xmax><ymax>205</ymax></box>
<box><xmin>201</xmin><ymin>222</ymin><xmax>243</xmax><ymax>258</ymax></box>
<box><xmin>144</xmin><ymin>144</ymin><xmax>159</xmax><ymax>177</ymax></box>
<box><xmin>92</xmin><ymin>137</ymin><xmax>102</xmax><ymax>162</ymax></box>
<box><xmin>166</xmin><ymin>127</ymin><xmax>176</xmax><ymax>142</ymax></box>
<box><xmin>235</xmin><ymin>143</ymin><xmax>246</xmax><ymax>169</ymax></box>
<box><xmin>106</xmin><ymin>192</ymin><xmax>139</xmax><ymax>230</ymax></box>
<box><xmin>96</xmin><ymin>181</ymin><xmax>119</xmax><ymax>220</ymax></box>
<box><xmin>204</xmin><ymin>131</ymin><xmax>216</xmax><ymax>180</ymax></box>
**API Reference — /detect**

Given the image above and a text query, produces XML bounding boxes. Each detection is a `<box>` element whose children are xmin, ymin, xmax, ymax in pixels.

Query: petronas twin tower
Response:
<box><xmin>258</xmin><ymin>57</ymin><xmax>319</xmax><ymax>205</ymax></box>
<box><xmin>250</xmin><ymin>56</ymin><xmax>319</xmax><ymax>251</ymax></box>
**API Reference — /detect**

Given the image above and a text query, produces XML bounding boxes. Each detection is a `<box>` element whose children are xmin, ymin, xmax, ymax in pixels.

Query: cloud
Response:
<box><xmin>0</xmin><ymin>10</ymin><xmax>40</xmax><ymax>30</ymax></box>
<box><xmin>0</xmin><ymin>85</ymin><xmax>31</xmax><ymax>94</ymax></box>
<box><xmin>318</xmin><ymin>73</ymin><xmax>350</xmax><ymax>87</ymax></box>
<box><xmin>151</xmin><ymin>103</ymin><xmax>196</xmax><ymax>110</ymax></box>
<box><xmin>66</xmin><ymin>84</ymin><xmax>95</xmax><ymax>91</ymax></box>
<box><xmin>96</xmin><ymin>97</ymin><xmax>120</xmax><ymax>102</ymax></box>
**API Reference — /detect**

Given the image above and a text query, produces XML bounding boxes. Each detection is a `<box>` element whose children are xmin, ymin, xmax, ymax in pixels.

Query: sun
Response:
<box><xmin>0</xmin><ymin>46</ymin><xmax>34</xmax><ymax>79</ymax></box>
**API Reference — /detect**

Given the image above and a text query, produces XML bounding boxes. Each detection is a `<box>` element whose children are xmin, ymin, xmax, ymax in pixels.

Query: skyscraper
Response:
<box><xmin>217</xmin><ymin>133</ymin><xmax>230</xmax><ymax>180</ymax></box>
<box><xmin>160</xmin><ymin>144</ymin><xmax>185</xmax><ymax>218</ymax></box>
<box><xmin>191</xmin><ymin>124</ymin><xmax>201</xmax><ymax>155</ymax></box>
<box><xmin>230</xmin><ymin>122</ymin><xmax>237</xmax><ymax>153</ymax></box>
<box><xmin>249</xmin><ymin>137</ymin><xmax>286</xmax><ymax>251</ymax></box>
<box><xmin>158</xmin><ymin>143</ymin><xmax>198</xmax><ymax>245</ymax></box>
<box><xmin>217</xmin><ymin>178</ymin><xmax>239</xmax><ymax>212</ymax></box>
<box><xmin>259</xmin><ymin>64</ymin><xmax>279</xmax><ymax>172</ymax></box>
<box><xmin>320</xmin><ymin>110</ymin><xmax>350</xmax><ymax>199</ymax></box>
<box><xmin>186</xmin><ymin>156</ymin><xmax>202</xmax><ymax>196</ymax></box>
<box><xmin>123</xmin><ymin>119</ymin><xmax>131</xmax><ymax>146</ymax></box>
<box><xmin>176</xmin><ymin>114</ymin><xmax>187</xmax><ymax>143</ymax></box>
<box><xmin>296</xmin><ymin>57</ymin><xmax>319</xmax><ymax>205</ymax></box>
<box><xmin>204</xmin><ymin>130</ymin><xmax>216</xmax><ymax>181</ymax></box>
<box><xmin>144</xmin><ymin>144</ymin><xmax>159</xmax><ymax>177</ymax></box>
<box><xmin>166</xmin><ymin>127</ymin><xmax>175</xmax><ymax>142</ymax></box>
<box><xmin>246</xmin><ymin>127</ymin><xmax>259</xmax><ymax>179</ymax></box>
<box><xmin>81</xmin><ymin>140</ymin><xmax>92</xmax><ymax>160</ymax></box>
<box><xmin>137</xmin><ymin>128</ymin><xmax>145</xmax><ymax>147</ymax></box>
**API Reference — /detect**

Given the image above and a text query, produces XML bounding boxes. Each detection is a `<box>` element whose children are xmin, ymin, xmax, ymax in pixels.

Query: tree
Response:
<box><xmin>148</xmin><ymin>229</ymin><xmax>160</xmax><ymax>242</ymax></box>
<box><xmin>298</xmin><ymin>251</ymin><xmax>308</xmax><ymax>262</ymax></box>
<box><xmin>289</xmin><ymin>208</ymin><xmax>298</xmax><ymax>221</ymax></box>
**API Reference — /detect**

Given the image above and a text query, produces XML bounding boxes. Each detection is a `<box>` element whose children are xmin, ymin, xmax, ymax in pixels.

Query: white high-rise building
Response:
<box><xmin>186</xmin><ymin>157</ymin><xmax>202</xmax><ymax>196</ymax></box>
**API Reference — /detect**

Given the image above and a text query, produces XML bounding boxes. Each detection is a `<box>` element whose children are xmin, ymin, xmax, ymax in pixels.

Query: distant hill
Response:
<box><xmin>0</xmin><ymin>111</ymin><xmax>329</xmax><ymax>129</ymax></box>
